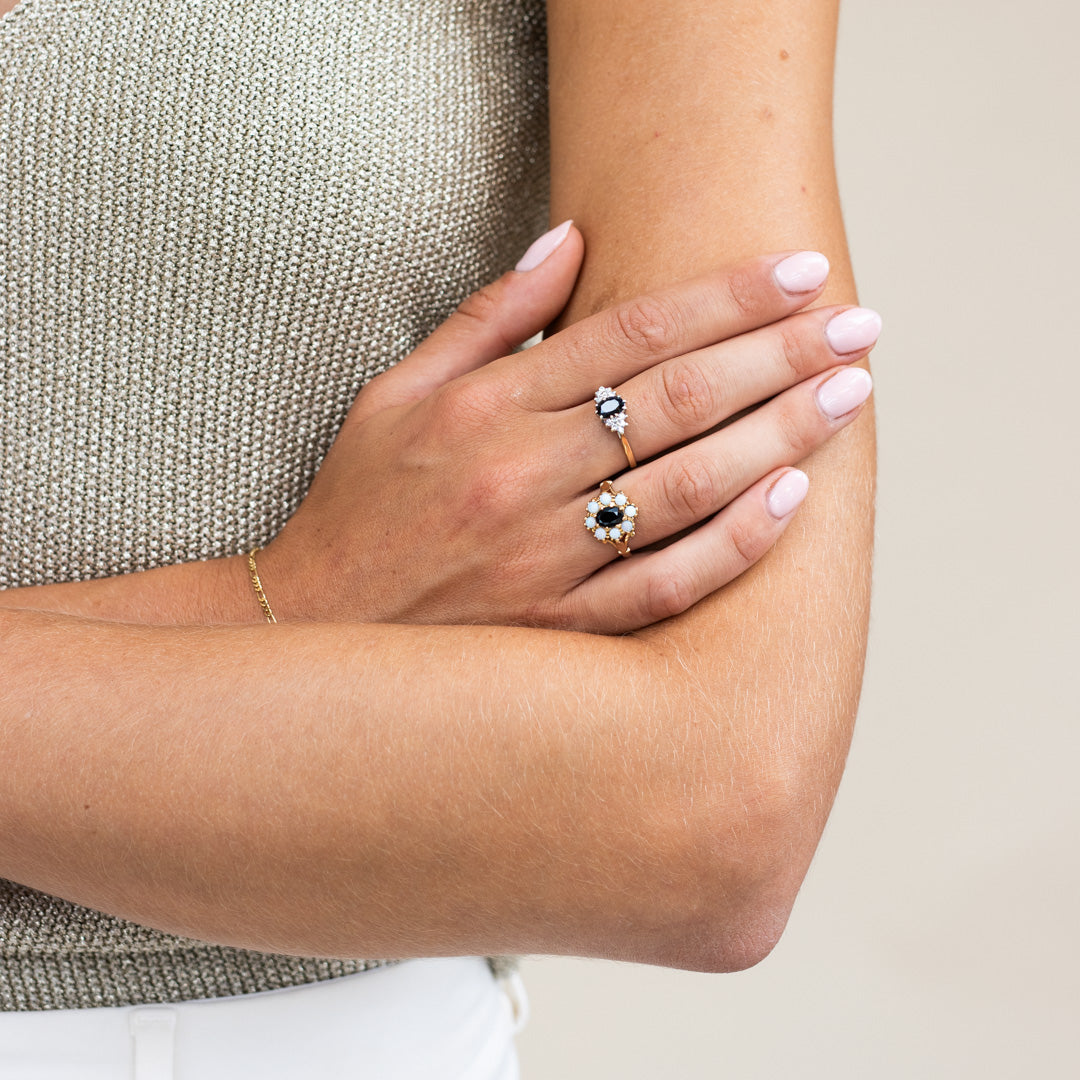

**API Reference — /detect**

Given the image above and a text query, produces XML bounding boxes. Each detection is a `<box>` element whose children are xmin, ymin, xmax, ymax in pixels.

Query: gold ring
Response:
<box><xmin>594</xmin><ymin>386</ymin><xmax>637</xmax><ymax>468</ymax></box>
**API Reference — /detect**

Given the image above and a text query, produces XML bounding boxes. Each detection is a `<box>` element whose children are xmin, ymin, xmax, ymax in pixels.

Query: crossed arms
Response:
<box><xmin>0</xmin><ymin>0</ymin><xmax>873</xmax><ymax>972</ymax></box>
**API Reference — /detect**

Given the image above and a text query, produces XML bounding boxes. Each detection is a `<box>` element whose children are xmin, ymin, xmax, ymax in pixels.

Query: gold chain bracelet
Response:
<box><xmin>247</xmin><ymin>547</ymin><xmax>277</xmax><ymax>624</ymax></box>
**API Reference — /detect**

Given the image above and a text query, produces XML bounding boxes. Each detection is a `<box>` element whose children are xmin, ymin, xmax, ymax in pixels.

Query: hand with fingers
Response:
<box><xmin>256</xmin><ymin>221</ymin><xmax>879</xmax><ymax>634</ymax></box>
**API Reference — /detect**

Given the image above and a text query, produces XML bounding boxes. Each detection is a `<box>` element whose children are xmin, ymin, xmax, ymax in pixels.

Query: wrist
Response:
<box><xmin>209</xmin><ymin>553</ymin><xmax>271</xmax><ymax>625</ymax></box>
<box><xmin>0</xmin><ymin>556</ymin><xmax>269</xmax><ymax>626</ymax></box>
<box><xmin>168</xmin><ymin>554</ymin><xmax>273</xmax><ymax>625</ymax></box>
<box><xmin>248</xmin><ymin>535</ymin><xmax>332</xmax><ymax>623</ymax></box>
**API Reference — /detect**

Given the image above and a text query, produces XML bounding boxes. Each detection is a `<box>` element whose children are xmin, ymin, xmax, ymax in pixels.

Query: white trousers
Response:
<box><xmin>0</xmin><ymin>957</ymin><xmax>527</xmax><ymax>1080</ymax></box>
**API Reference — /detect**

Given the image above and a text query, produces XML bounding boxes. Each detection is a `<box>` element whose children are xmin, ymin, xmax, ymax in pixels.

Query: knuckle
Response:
<box><xmin>774</xmin><ymin>403</ymin><xmax>817</xmax><ymax>458</ymax></box>
<box><xmin>349</xmin><ymin>371</ymin><xmax>392</xmax><ymax>414</ymax></box>
<box><xmin>454</xmin><ymin>280</ymin><xmax>518</xmax><ymax>357</ymax></box>
<box><xmin>775</xmin><ymin>322</ymin><xmax>814</xmax><ymax>384</ymax></box>
<box><xmin>659</xmin><ymin>357</ymin><xmax>718</xmax><ymax>428</ymax></box>
<box><xmin>645</xmin><ymin>570</ymin><xmax>698</xmax><ymax>621</ymax></box>
<box><xmin>431</xmin><ymin>371</ymin><xmax>518</xmax><ymax>431</ymax></box>
<box><xmin>543</xmin><ymin>324</ymin><xmax>590</xmax><ymax>373</ymax></box>
<box><xmin>666</xmin><ymin>456</ymin><xmax>720</xmax><ymax>519</ymax></box>
<box><xmin>724</xmin><ymin>263</ymin><xmax>763</xmax><ymax>320</ymax></box>
<box><xmin>611</xmin><ymin>294</ymin><xmax>678</xmax><ymax>356</ymax></box>
<box><xmin>525</xmin><ymin>595</ymin><xmax>565</xmax><ymax>631</ymax></box>
<box><xmin>727</xmin><ymin>517</ymin><xmax>770</xmax><ymax>571</ymax></box>
<box><xmin>547</xmin><ymin>593</ymin><xmax>605</xmax><ymax>634</ymax></box>
<box><xmin>429</xmin><ymin>377</ymin><xmax>485</xmax><ymax>428</ymax></box>
<box><xmin>454</xmin><ymin>282</ymin><xmax>502</xmax><ymax>327</ymax></box>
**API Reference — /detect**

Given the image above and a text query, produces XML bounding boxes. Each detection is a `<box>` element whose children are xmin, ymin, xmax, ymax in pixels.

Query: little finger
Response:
<box><xmin>567</xmin><ymin>468</ymin><xmax>810</xmax><ymax>634</ymax></box>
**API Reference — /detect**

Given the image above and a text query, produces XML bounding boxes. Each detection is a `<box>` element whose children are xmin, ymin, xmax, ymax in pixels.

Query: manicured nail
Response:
<box><xmin>515</xmin><ymin>220</ymin><xmax>573</xmax><ymax>272</ymax></box>
<box><xmin>817</xmin><ymin>368</ymin><xmax>873</xmax><ymax>420</ymax></box>
<box><xmin>825</xmin><ymin>307</ymin><xmax>882</xmax><ymax>354</ymax></box>
<box><xmin>766</xmin><ymin>469</ymin><xmax>810</xmax><ymax>520</ymax></box>
<box><xmin>773</xmin><ymin>251</ymin><xmax>830</xmax><ymax>294</ymax></box>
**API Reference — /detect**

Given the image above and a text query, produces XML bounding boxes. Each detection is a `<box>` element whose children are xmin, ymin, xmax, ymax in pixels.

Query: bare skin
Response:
<box><xmin>0</xmin><ymin>0</ymin><xmax>872</xmax><ymax>972</ymax></box>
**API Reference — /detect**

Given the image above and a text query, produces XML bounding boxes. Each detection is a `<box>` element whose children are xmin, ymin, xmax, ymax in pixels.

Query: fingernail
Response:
<box><xmin>773</xmin><ymin>251</ymin><xmax>830</xmax><ymax>294</ymax></box>
<box><xmin>766</xmin><ymin>469</ymin><xmax>810</xmax><ymax>519</ymax></box>
<box><xmin>825</xmin><ymin>307</ymin><xmax>882</xmax><ymax>354</ymax></box>
<box><xmin>515</xmin><ymin>219</ymin><xmax>573</xmax><ymax>272</ymax></box>
<box><xmin>816</xmin><ymin>368</ymin><xmax>873</xmax><ymax>420</ymax></box>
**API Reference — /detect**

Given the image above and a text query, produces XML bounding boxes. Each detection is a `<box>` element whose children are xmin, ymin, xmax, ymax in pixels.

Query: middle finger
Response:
<box><xmin>558</xmin><ymin>303</ymin><xmax>881</xmax><ymax>488</ymax></box>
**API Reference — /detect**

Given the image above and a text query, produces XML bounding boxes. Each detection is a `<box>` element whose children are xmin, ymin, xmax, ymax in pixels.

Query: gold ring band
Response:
<box><xmin>594</xmin><ymin>386</ymin><xmax>637</xmax><ymax>469</ymax></box>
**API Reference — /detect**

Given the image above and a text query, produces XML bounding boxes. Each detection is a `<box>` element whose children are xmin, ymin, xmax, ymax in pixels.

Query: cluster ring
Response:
<box><xmin>584</xmin><ymin>480</ymin><xmax>639</xmax><ymax>558</ymax></box>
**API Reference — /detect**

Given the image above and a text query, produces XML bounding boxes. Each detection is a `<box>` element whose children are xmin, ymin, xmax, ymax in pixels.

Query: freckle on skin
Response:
<box><xmin>760</xmin><ymin>107</ymin><xmax>774</xmax><ymax>123</ymax></box>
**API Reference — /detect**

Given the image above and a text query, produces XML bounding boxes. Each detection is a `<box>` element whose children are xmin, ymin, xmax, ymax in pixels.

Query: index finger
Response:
<box><xmin>506</xmin><ymin>250</ymin><xmax>831</xmax><ymax>411</ymax></box>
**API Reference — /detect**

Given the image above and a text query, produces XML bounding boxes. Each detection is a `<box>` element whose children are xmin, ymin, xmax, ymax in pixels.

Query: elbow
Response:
<box><xmin>672</xmin><ymin>891</ymin><xmax>797</xmax><ymax>975</ymax></box>
<box><xmin>642</xmin><ymin>773</ymin><xmax>815</xmax><ymax>974</ymax></box>
<box><xmin>664</xmin><ymin>870</ymin><xmax>803</xmax><ymax>975</ymax></box>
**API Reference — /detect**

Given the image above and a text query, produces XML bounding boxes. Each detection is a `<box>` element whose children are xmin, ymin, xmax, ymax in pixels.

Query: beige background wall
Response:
<box><xmin>518</xmin><ymin>1</ymin><xmax>1079</xmax><ymax>1075</ymax></box>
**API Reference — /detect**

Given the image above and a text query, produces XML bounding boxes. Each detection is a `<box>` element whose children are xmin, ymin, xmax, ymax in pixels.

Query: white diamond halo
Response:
<box><xmin>584</xmin><ymin>479</ymin><xmax>638</xmax><ymax>558</ymax></box>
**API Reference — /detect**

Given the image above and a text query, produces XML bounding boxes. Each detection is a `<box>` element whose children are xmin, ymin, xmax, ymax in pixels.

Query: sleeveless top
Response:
<box><xmin>0</xmin><ymin>0</ymin><xmax>549</xmax><ymax>1010</ymax></box>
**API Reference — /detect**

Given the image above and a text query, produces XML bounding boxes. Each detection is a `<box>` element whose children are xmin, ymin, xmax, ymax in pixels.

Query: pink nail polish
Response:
<box><xmin>515</xmin><ymin>220</ymin><xmax>573</xmax><ymax>272</ymax></box>
<box><xmin>825</xmin><ymin>308</ymin><xmax>882</xmax><ymax>354</ymax></box>
<box><xmin>773</xmin><ymin>252</ymin><xmax>830</xmax><ymax>294</ymax></box>
<box><xmin>816</xmin><ymin>368</ymin><xmax>873</xmax><ymax>420</ymax></box>
<box><xmin>766</xmin><ymin>469</ymin><xmax>810</xmax><ymax>519</ymax></box>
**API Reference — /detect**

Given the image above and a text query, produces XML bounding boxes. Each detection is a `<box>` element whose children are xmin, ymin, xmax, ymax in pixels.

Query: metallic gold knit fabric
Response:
<box><xmin>0</xmin><ymin>0</ymin><xmax>548</xmax><ymax>1009</ymax></box>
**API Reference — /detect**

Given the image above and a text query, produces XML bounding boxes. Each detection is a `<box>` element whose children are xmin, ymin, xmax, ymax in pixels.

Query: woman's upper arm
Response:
<box><xmin>546</xmin><ymin>0</ymin><xmax>875</xmax><ymax>934</ymax></box>
<box><xmin>546</xmin><ymin>0</ymin><xmax>845</xmax><ymax>289</ymax></box>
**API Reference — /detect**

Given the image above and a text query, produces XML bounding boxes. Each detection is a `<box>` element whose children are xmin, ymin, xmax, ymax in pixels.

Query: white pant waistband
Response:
<box><xmin>0</xmin><ymin>956</ymin><xmax>525</xmax><ymax>1080</ymax></box>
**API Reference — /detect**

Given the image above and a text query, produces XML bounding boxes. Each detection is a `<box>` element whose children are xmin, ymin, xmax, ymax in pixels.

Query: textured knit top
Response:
<box><xmin>0</xmin><ymin>0</ymin><xmax>548</xmax><ymax>1010</ymax></box>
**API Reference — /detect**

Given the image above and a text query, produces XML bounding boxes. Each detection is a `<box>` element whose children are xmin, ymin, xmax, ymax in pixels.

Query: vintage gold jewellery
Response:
<box><xmin>584</xmin><ymin>480</ymin><xmax>639</xmax><ymax>557</ymax></box>
<box><xmin>594</xmin><ymin>386</ymin><xmax>637</xmax><ymax>468</ymax></box>
<box><xmin>247</xmin><ymin>547</ymin><xmax>278</xmax><ymax>623</ymax></box>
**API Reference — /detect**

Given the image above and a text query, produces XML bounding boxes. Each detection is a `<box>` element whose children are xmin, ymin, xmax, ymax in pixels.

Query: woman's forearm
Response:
<box><xmin>0</xmin><ymin>554</ymin><xmax>263</xmax><ymax>624</ymax></box>
<box><xmin>0</xmin><ymin>607</ymin><xmax>787</xmax><ymax>971</ymax></box>
<box><xmin>547</xmin><ymin>0</ymin><xmax>875</xmax><ymax>928</ymax></box>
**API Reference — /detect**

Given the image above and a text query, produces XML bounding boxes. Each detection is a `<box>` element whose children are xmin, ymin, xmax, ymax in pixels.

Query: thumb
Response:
<box><xmin>369</xmin><ymin>220</ymin><xmax>583</xmax><ymax>408</ymax></box>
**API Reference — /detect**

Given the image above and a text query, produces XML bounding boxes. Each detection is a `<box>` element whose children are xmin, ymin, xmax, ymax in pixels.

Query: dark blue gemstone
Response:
<box><xmin>596</xmin><ymin>395</ymin><xmax>625</xmax><ymax>418</ymax></box>
<box><xmin>597</xmin><ymin>506</ymin><xmax>623</xmax><ymax>527</ymax></box>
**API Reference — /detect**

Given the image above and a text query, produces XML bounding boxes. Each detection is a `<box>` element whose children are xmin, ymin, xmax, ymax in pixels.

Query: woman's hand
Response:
<box><xmin>258</xmin><ymin>222</ymin><xmax>879</xmax><ymax>633</ymax></box>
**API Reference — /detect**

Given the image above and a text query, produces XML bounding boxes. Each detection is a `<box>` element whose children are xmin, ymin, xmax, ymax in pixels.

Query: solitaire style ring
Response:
<box><xmin>594</xmin><ymin>386</ymin><xmax>637</xmax><ymax>468</ymax></box>
<box><xmin>584</xmin><ymin>480</ymin><xmax>639</xmax><ymax>558</ymax></box>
